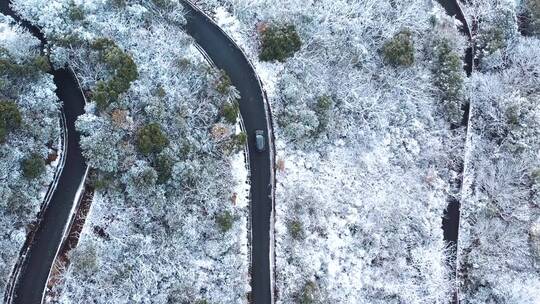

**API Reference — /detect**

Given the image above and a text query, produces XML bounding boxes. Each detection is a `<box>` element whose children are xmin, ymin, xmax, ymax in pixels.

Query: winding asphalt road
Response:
<box><xmin>180</xmin><ymin>1</ymin><xmax>274</xmax><ymax>303</ymax></box>
<box><xmin>0</xmin><ymin>1</ymin><xmax>87</xmax><ymax>303</ymax></box>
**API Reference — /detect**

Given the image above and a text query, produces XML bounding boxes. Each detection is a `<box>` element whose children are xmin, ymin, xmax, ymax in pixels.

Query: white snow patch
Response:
<box><xmin>231</xmin><ymin>149</ymin><xmax>249</xmax><ymax>209</ymax></box>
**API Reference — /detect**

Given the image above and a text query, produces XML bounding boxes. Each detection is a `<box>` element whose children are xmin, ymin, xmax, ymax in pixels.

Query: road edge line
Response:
<box><xmin>39</xmin><ymin>166</ymin><xmax>89</xmax><ymax>304</ymax></box>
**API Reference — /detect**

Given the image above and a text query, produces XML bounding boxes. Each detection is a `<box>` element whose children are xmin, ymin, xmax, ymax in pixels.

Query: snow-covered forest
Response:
<box><xmin>458</xmin><ymin>0</ymin><xmax>540</xmax><ymax>302</ymax></box>
<box><xmin>11</xmin><ymin>0</ymin><xmax>250</xmax><ymax>302</ymax></box>
<box><xmin>197</xmin><ymin>0</ymin><xmax>470</xmax><ymax>302</ymax></box>
<box><xmin>0</xmin><ymin>14</ymin><xmax>61</xmax><ymax>295</ymax></box>
<box><xmin>2</xmin><ymin>0</ymin><xmax>538</xmax><ymax>302</ymax></box>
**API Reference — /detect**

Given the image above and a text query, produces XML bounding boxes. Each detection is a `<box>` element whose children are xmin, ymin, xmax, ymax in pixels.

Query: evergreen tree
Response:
<box><xmin>21</xmin><ymin>154</ymin><xmax>45</xmax><ymax>179</ymax></box>
<box><xmin>259</xmin><ymin>25</ymin><xmax>302</xmax><ymax>62</ymax></box>
<box><xmin>0</xmin><ymin>100</ymin><xmax>22</xmax><ymax>142</ymax></box>
<box><xmin>136</xmin><ymin>123</ymin><xmax>169</xmax><ymax>156</ymax></box>
<box><xmin>382</xmin><ymin>30</ymin><xmax>414</xmax><ymax>67</ymax></box>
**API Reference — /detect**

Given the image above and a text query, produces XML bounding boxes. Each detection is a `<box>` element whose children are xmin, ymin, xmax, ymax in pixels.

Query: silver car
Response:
<box><xmin>255</xmin><ymin>130</ymin><xmax>265</xmax><ymax>152</ymax></box>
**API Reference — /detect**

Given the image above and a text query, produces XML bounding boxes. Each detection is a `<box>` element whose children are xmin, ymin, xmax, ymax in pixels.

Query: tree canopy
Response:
<box><xmin>382</xmin><ymin>30</ymin><xmax>414</xmax><ymax>67</ymax></box>
<box><xmin>21</xmin><ymin>153</ymin><xmax>45</xmax><ymax>179</ymax></box>
<box><xmin>90</xmin><ymin>38</ymin><xmax>138</xmax><ymax>111</ymax></box>
<box><xmin>136</xmin><ymin>123</ymin><xmax>169</xmax><ymax>156</ymax></box>
<box><xmin>259</xmin><ymin>24</ymin><xmax>302</xmax><ymax>62</ymax></box>
<box><xmin>0</xmin><ymin>100</ymin><xmax>22</xmax><ymax>142</ymax></box>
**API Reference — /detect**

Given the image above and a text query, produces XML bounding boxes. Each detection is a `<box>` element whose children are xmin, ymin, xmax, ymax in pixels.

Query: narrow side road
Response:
<box><xmin>0</xmin><ymin>2</ymin><xmax>88</xmax><ymax>303</ymax></box>
<box><xmin>437</xmin><ymin>1</ymin><xmax>473</xmax><ymax>248</ymax></box>
<box><xmin>180</xmin><ymin>1</ymin><xmax>274</xmax><ymax>303</ymax></box>
<box><xmin>437</xmin><ymin>1</ymin><xmax>474</xmax><ymax>303</ymax></box>
<box><xmin>13</xmin><ymin>69</ymin><xmax>87</xmax><ymax>304</ymax></box>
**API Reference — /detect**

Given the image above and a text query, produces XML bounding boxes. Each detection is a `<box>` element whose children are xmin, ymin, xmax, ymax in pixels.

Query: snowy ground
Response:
<box><xmin>0</xmin><ymin>14</ymin><xmax>61</xmax><ymax>296</ymax></box>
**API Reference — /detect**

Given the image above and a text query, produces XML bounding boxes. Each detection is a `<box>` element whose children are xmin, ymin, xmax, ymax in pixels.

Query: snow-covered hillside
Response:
<box><xmin>458</xmin><ymin>0</ymin><xmax>540</xmax><ymax>302</ymax></box>
<box><xmin>197</xmin><ymin>0</ymin><xmax>469</xmax><ymax>302</ymax></box>
<box><xmin>3</xmin><ymin>0</ymin><xmax>538</xmax><ymax>302</ymax></box>
<box><xmin>0</xmin><ymin>14</ymin><xmax>61</xmax><ymax>295</ymax></box>
<box><xmin>11</xmin><ymin>0</ymin><xmax>250</xmax><ymax>302</ymax></box>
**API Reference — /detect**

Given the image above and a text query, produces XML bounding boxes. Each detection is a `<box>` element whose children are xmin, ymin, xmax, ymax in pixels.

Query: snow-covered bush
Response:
<box><xmin>221</xmin><ymin>100</ymin><xmax>239</xmax><ymax>124</ymax></box>
<box><xmin>89</xmin><ymin>38</ymin><xmax>139</xmax><ymax>111</ymax></box>
<box><xmin>382</xmin><ymin>30</ymin><xmax>415</xmax><ymax>67</ymax></box>
<box><xmin>0</xmin><ymin>100</ymin><xmax>22</xmax><ymax>142</ymax></box>
<box><xmin>432</xmin><ymin>38</ymin><xmax>465</xmax><ymax>124</ymax></box>
<box><xmin>0</xmin><ymin>13</ymin><xmax>60</xmax><ymax>295</ymax></box>
<box><xmin>468</xmin><ymin>0</ymin><xmax>518</xmax><ymax>68</ymax></box>
<box><xmin>21</xmin><ymin>153</ymin><xmax>46</xmax><ymax>179</ymax></box>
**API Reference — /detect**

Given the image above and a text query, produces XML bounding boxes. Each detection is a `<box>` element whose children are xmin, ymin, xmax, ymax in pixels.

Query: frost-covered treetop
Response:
<box><xmin>0</xmin><ymin>14</ymin><xmax>40</xmax><ymax>61</ymax></box>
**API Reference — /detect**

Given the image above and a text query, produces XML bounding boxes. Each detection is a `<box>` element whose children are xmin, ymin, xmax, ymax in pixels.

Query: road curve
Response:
<box><xmin>180</xmin><ymin>1</ymin><xmax>275</xmax><ymax>303</ymax></box>
<box><xmin>0</xmin><ymin>1</ymin><xmax>88</xmax><ymax>303</ymax></box>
